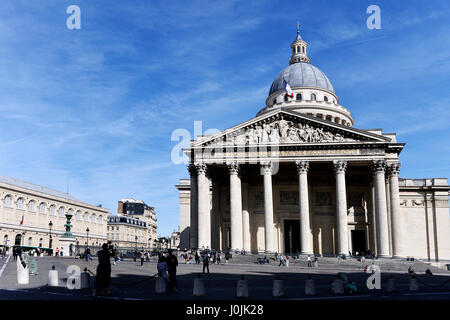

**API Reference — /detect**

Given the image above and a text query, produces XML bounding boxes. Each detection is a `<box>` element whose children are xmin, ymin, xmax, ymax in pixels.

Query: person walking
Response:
<box><xmin>285</xmin><ymin>255</ymin><xmax>290</xmax><ymax>268</ymax></box>
<box><xmin>216</xmin><ymin>251</ymin><xmax>221</xmax><ymax>264</ymax></box>
<box><xmin>195</xmin><ymin>251</ymin><xmax>200</xmax><ymax>264</ymax></box>
<box><xmin>85</xmin><ymin>247</ymin><xmax>93</xmax><ymax>262</ymax></box>
<box><xmin>314</xmin><ymin>257</ymin><xmax>318</xmax><ymax>268</ymax></box>
<box><xmin>202</xmin><ymin>251</ymin><xmax>210</xmax><ymax>274</ymax></box>
<box><xmin>307</xmin><ymin>255</ymin><xmax>312</xmax><ymax>267</ymax></box>
<box><xmin>92</xmin><ymin>243</ymin><xmax>112</xmax><ymax>297</ymax></box>
<box><xmin>140</xmin><ymin>250</ymin><xmax>145</xmax><ymax>267</ymax></box>
<box><xmin>55</xmin><ymin>247</ymin><xmax>59</xmax><ymax>257</ymax></box>
<box><xmin>279</xmin><ymin>255</ymin><xmax>285</xmax><ymax>267</ymax></box>
<box><xmin>166</xmin><ymin>249</ymin><xmax>179</xmax><ymax>292</ymax></box>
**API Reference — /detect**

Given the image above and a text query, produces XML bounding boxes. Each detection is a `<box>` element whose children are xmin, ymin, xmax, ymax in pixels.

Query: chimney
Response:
<box><xmin>117</xmin><ymin>201</ymin><xmax>123</xmax><ymax>214</ymax></box>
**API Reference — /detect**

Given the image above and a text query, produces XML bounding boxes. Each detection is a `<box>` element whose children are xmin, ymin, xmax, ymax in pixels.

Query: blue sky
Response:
<box><xmin>1</xmin><ymin>0</ymin><xmax>450</xmax><ymax>236</ymax></box>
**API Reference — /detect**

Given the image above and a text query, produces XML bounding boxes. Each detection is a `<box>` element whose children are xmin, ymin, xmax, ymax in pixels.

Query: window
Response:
<box><xmin>296</xmin><ymin>93</ymin><xmax>302</xmax><ymax>101</ymax></box>
<box><xmin>67</xmin><ymin>209</ymin><xmax>73</xmax><ymax>216</ymax></box>
<box><xmin>58</xmin><ymin>207</ymin><xmax>65</xmax><ymax>217</ymax></box>
<box><xmin>302</xmin><ymin>46</ymin><xmax>305</xmax><ymax>53</ymax></box>
<box><xmin>39</xmin><ymin>238</ymin><xmax>43</xmax><ymax>247</ymax></box>
<box><xmin>98</xmin><ymin>215</ymin><xmax>103</xmax><ymax>224</ymax></box>
<box><xmin>39</xmin><ymin>203</ymin><xmax>46</xmax><ymax>214</ymax></box>
<box><xmin>107</xmin><ymin>233</ymin><xmax>109</xmax><ymax>240</ymax></box>
<box><xmin>284</xmin><ymin>95</ymin><xmax>289</xmax><ymax>102</ymax></box>
<box><xmin>4</xmin><ymin>195</ymin><xmax>12</xmax><ymax>207</ymax></box>
<box><xmin>324</xmin><ymin>96</ymin><xmax>328</xmax><ymax>102</ymax></box>
<box><xmin>49</xmin><ymin>205</ymin><xmax>56</xmax><ymax>216</ymax></box>
<box><xmin>311</xmin><ymin>93</ymin><xmax>316</xmax><ymax>101</ymax></box>
<box><xmin>28</xmin><ymin>200</ymin><xmax>35</xmax><ymax>212</ymax></box>
<box><xmin>28</xmin><ymin>237</ymin><xmax>32</xmax><ymax>246</ymax></box>
<box><xmin>273</xmin><ymin>98</ymin><xmax>277</xmax><ymax>105</ymax></box>
<box><xmin>83</xmin><ymin>213</ymin><xmax>89</xmax><ymax>221</ymax></box>
<box><xmin>90</xmin><ymin>214</ymin><xmax>96</xmax><ymax>223</ymax></box>
<box><xmin>76</xmin><ymin>211</ymin><xmax>81</xmax><ymax>220</ymax></box>
<box><xmin>17</xmin><ymin>198</ymin><xmax>25</xmax><ymax>210</ymax></box>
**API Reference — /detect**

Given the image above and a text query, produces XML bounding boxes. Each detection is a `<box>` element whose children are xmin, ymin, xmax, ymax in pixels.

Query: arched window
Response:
<box><xmin>16</xmin><ymin>198</ymin><xmax>25</xmax><ymax>210</ymax></box>
<box><xmin>273</xmin><ymin>98</ymin><xmax>277</xmax><ymax>105</ymax></box>
<box><xmin>324</xmin><ymin>96</ymin><xmax>328</xmax><ymax>102</ymax></box>
<box><xmin>311</xmin><ymin>93</ymin><xmax>316</xmax><ymax>101</ymax></box>
<box><xmin>76</xmin><ymin>211</ymin><xmax>81</xmax><ymax>221</ymax></box>
<box><xmin>39</xmin><ymin>238</ymin><xmax>43</xmax><ymax>248</ymax></box>
<box><xmin>302</xmin><ymin>46</ymin><xmax>305</xmax><ymax>53</ymax></box>
<box><xmin>296</xmin><ymin>46</ymin><xmax>300</xmax><ymax>53</ymax></box>
<box><xmin>28</xmin><ymin>237</ymin><xmax>32</xmax><ymax>246</ymax></box>
<box><xmin>58</xmin><ymin>207</ymin><xmax>65</xmax><ymax>217</ymax></box>
<box><xmin>98</xmin><ymin>215</ymin><xmax>103</xmax><ymax>224</ymax></box>
<box><xmin>296</xmin><ymin>93</ymin><xmax>302</xmax><ymax>101</ymax></box>
<box><xmin>28</xmin><ymin>200</ymin><xmax>36</xmax><ymax>212</ymax></box>
<box><xmin>39</xmin><ymin>203</ymin><xmax>46</xmax><ymax>214</ymax></box>
<box><xmin>83</xmin><ymin>213</ymin><xmax>89</xmax><ymax>222</ymax></box>
<box><xmin>4</xmin><ymin>195</ymin><xmax>12</xmax><ymax>207</ymax></box>
<box><xmin>67</xmin><ymin>209</ymin><xmax>74</xmax><ymax>217</ymax></box>
<box><xmin>49</xmin><ymin>205</ymin><xmax>56</xmax><ymax>216</ymax></box>
<box><xmin>90</xmin><ymin>214</ymin><xmax>96</xmax><ymax>223</ymax></box>
<box><xmin>15</xmin><ymin>234</ymin><xmax>22</xmax><ymax>246</ymax></box>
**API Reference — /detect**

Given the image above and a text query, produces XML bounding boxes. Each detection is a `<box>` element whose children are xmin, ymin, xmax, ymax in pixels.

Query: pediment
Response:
<box><xmin>193</xmin><ymin>109</ymin><xmax>390</xmax><ymax>148</ymax></box>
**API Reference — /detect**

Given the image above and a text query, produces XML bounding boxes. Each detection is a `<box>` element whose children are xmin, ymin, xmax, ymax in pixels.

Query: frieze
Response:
<box><xmin>280</xmin><ymin>191</ymin><xmax>299</xmax><ymax>206</ymax></box>
<box><xmin>315</xmin><ymin>192</ymin><xmax>332</xmax><ymax>206</ymax></box>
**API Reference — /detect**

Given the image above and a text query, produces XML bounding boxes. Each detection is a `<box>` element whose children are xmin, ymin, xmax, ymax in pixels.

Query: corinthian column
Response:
<box><xmin>333</xmin><ymin>160</ymin><xmax>349</xmax><ymax>256</ymax></box>
<box><xmin>296</xmin><ymin>160</ymin><xmax>312</xmax><ymax>255</ymax></box>
<box><xmin>188</xmin><ymin>165</ymin><xmax>198</xmax><ymax>249</ymax></box>
<box><xmin>387</xmin><ymin>162</ymin><xmax>404</xmax><ymax>258</ymax></box>
<box><xmin>228</xmin><ymin>162</ymin><xmax>243</xmax><ymax>251</ymax></box>
<box><xmin>372</xmin><ymin>160</ymin><xmax>390</xmax><ymax>257</ymax></box>
<box><xmin>261</xmin><ymin>162</ymin><xmax>275</xmax><ymax>253</ymax></box>
<box><xmin>196</xmin><ymin>163</ymin><xmax>210</xmax><ymax>249</ymax></box>
<box><xmin>242</xmin><ymin>182</ymin><xmax>251</xmax><ymax>252</ymax></box>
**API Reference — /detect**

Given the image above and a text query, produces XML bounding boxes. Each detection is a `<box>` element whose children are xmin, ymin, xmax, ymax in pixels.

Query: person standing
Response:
<box><xmin>202</xmin><ymin>251</ymin><xmax>210</xmax><ymax>274</ymax></box>
<box><xmin>307</xmin><ymin>255</ymin><xmax>312</xmax><ymax>267</ymax></box>
<box><xmin>13</xmin><ymin>247</ymin><xmax>17</xmax><ymax>261</ymax></box>
<box><xmin>279</xmin><ymin>255</ymin><xmax>285</xmax><ymax>267</ymax></box>
<box><xmin>55</xmin><ymin>247</ymin><xmax>59</xmax><ymax>257</ymax></box>
<box><xmin>92</xmin><ymin>243</ymin><xmax>112</xmax><ymax>297</ymax></box>
<box><xmin>285</xmin><ymin>255</ymin><xmax>290</xmax><ymax>268</ymax></box>
<box><xmin>195</xmin><ymin>250</ymin><xmax>200</xmax><ymax>264</ymax></box>
<box><xmin>216</xmin><ymin>251</ymin><xmax>221</xmax><ymax>264</ymax></box>
<box><xmin>140</xmin><ymin>250</ymin><xmax>145</xmax><ymax>267</ymax></box>
<box><xmin>166</xmin><ymin>249</ymin><xmax>178</xmax><ymax>292</ymax></box>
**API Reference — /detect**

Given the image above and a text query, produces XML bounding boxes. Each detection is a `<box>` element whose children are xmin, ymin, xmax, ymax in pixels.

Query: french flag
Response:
<box><xmin>283</xmin><ymin>78</ymin><xmax>294</xmax><ymax>98</ymax></box>
<box><xmin>20</xmin><ymin>215</ymin><xmax>24</xmax><ymax>225</ymax></box>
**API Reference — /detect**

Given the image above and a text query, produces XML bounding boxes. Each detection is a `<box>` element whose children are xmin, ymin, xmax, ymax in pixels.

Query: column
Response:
<box><xmin>228</xmin><ymin>162</ymin><xmax>243</xmax><ymax>251</ymax></box>
<box><xmin>261</xmin><ymin>162</ymin><xmax>275</xmax><ymax>253</ymax></box>
<box><xmin>296</xmin><ymin>160</ymin><xmax>313</xmax><ymax>255</ymax></box>
<box><xmin>242</xmin><ymin>182</ymin><xmax>251</xmax><ymax>253</ymax></box>
<box><xmin>333</xmin><ymin>160</ymin><xmax>349</xmax><ymax>256</ymax></box>
<box><xmin>372</xmin><ymin>160</ymin><xmax>390</xmax><ymax>257</ymax></box>
<box><xmin>196</xmin><ymin>163</ymin><xmax>210</xmax><ymax>249</ymax></box>
<box><xmin>387</xmin><ymin>162</ymin><xmax>404</xmax><ymax>258</ymax></box>
<box><xmin>211</xmin><ymin>180</ymin><xmax>221</xmax><ymax>250</ymax></box>
<box><xmin>188</xmin><ymin>165</ymin><xmax>198</xmax><ymax>249</ymax></box>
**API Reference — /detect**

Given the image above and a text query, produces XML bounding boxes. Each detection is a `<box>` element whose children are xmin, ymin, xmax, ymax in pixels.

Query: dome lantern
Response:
<box><xmin>290</xmin><ymin>22</ymin><xmax>310</xmax><ymax>64</ymax></box>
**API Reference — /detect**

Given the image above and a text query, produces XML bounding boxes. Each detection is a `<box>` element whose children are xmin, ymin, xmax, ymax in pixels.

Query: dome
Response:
<box><xmin>269</xmin><ymin>62</ymin><xmax>334</xmax><ymax>96</ymax></box>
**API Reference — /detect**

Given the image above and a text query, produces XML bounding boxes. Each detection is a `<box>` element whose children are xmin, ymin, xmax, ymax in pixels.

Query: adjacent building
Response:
<box><xmin>176</xmin><ymin>27</ymin><xmax>450</xmax><ymax>261</ymax></box>
<box><xmin>0</xmin><ymin>175</ymin><xmax>108</xmax><ymax>253</ymax></box>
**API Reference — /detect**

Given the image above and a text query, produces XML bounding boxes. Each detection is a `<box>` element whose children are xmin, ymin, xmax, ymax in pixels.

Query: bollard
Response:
<box><xmin>48</xmin><ymin>265</ymin><xmax>59</xmax><ymax>287</ymax></box>
<box><xmin>236</xmin><ymin>275</ymin><xmax>249</xmax><ymax>298</ymax></box>
<box><xmin>409</xmin><ymin>276</ymin><xmax>419</xmax><ymax>292</ymax></box>
<box><xmin>305</xmin><ymin>275</ymin><xmax>316</xmax><ymax>296</ymax></box>
<box><xmin>193</xmin><ymin>273</ymin><xmax>206</xmax><ymax>297</ymax></box>
<box><xmin>155</xmin><ymin>276</ymin><xmax>167</xmax><ymax>294</ymax></box>
<box><xmin>81</xmin><ymin>271</ymin><xmax>90</xmax><ymax>289</ymax></box>
<box><xmin>333</xmin><ymin>278</ymin><xmax>344</xmax><ymax>294</ymax></box>
<box><xmin>272</xmin><ymin>275</ymin><xmax>285</xmax><ymax>297</ymax></box>
<box><xmin>16</xmin><ymin>258</ymin><xmax>29</xmax><ymax>285</ymax></box>
<box><xmin>387</xmin><ymin>276</ymin><xmax>395</xmax><ymax>293</ymax></box>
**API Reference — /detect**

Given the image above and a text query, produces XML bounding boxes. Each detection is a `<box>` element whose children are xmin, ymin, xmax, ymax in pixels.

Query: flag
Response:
<box><xmin>20</xmin><ymin>214</ymin><xmax>24</xmax><ymax>225</ymax></box>
<box><xmin>283</xmin><ymin>78</ymin><xmax>294</xmax><ymax>98</ymax></box>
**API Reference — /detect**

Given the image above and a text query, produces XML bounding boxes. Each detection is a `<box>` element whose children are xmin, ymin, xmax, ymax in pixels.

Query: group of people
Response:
<box><xmin>156</xmin><ymin>249</ymin><xmax>179</xmax><ymax>291</ymax></box>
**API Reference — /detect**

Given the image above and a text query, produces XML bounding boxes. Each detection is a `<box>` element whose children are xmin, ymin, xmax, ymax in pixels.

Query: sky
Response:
<box><xmin>0</xmin><ymin>0</ymin><xmax>450</xmax><ymax>237</ymax></box>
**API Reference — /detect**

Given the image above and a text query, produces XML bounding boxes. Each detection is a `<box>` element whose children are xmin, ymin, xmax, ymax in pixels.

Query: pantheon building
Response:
<box><xmin>176</xmin><ymin>28</ymin><xmax>450</xmax><ymax>261</ymax></box>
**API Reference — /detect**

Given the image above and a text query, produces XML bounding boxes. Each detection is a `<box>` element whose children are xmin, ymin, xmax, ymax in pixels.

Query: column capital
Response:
<box><xmin>371</xmin><ymin>160</ymin><xmax>387</xmax><ymax>174</ymax></box>
<box><xmin>194</xmin><ymin>163</ymin><xmax>208</xmax><ymax>175</ymax></box>
<box><xmin>295</xmin><ymin>160</ymin><xmax>309</xmax><ymax>174</ymax></box>
<box><xmin>386</xmin><ymin>162</ymin><xmax>401</xmax><ymax>176</ymax></box>
<box><xmin>333</xmin><ymin>160</ymin><xmax>347</xmax><ymax>174</ymax></box>
<box><xmin>260</xmin><ymin>161</ymin><xmax>273</xmax><ymax>175</ymax></box>
<box><xmin>187</xmin><ymin>164</ymin><xmax>198</xmax><ymax>177</ymax></box>
<box><xmin>226</xmin><ymin>162</ymin><xmax>240</xmax><ymax>175</ymax></box>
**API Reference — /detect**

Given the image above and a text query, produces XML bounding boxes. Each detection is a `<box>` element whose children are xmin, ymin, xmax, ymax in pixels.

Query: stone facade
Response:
<box><xmin>0</xmin><ymin>175</ymin><xmax>108</xmax><ymax>254</ymax></box>
<box><xmin>175</xmin><ymin>28</ymin><xmax>450</xmax><ymax>261</ymax></box>
<box><xmin>106</xmin><ymin>214</ymin><xmax>148</xmax><ymax>250</ymax></box>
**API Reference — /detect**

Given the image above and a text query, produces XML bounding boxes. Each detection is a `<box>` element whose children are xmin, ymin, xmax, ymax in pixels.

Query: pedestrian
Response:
<box><xmin>60</xmin><ymin>247</ymin><xmax>64</xmax><ymax>257</ymax></box>
<box><xmin>140</xmin><ymin>250</ymin><xmax>145</xmax><ymax>266</ymax></box>
<box><xmin>216</xmin><ymin>251</ymin><xmax>221</xmax><ymax>264</ymax></box>
<box><xmin>85</xmin><ymin>247</ymin><xmax>93</xmax><ymax>262</ymax></box>
<box><xmin>314</xmin><ymin>257</ymin><xmax>318</xmax><ymax>268</ymax></box>
<box><xmin>55</xmin><ymin>247</ymin><xmax>59</xmax><ymax>256</ymax></box>
<box><xmin>13</xmin><ymin>248</ymin><xmax>17</xmax><ymax>261</ymax></box>
<box><xmin>146</xmin><ymin>251</ymin><xmax>150</xmax><ymax>262</ymax></box>
<box><xmin>166</xmin><ymin>249</ymin><xmax>178</xmax><ymax>292</ymax></box>
<box><xmin>195</xmin><ymin>251</ymin><xmax>200</xmax><ymax>264</ymax></box>
<box><xmin>279</xmin><ymin>255</ymin><xmax>285</xmax><ymax>267</ymax></box>
<box><xmin>307</xmin><ymin>255</ymin><xmax>312</xmax><ymax>267</ymax></box>
<box><xmin>286</xmin><ymin>255</ymin><xmax>290</xmax><ymax>268</ymax></box>
<box><xmin>92</xmin><ymin>243</ymin><xmax>112</xmax><ymax>297</ymax></box>
<box><xmin>225</xmin><ymin>251</ymin><xmax>230</xmax><ymax>264</ymax></box>
<box><xmin>157</xmin><ymin>254</ymin><xmax>169</xmax><ymax>281</ymax></box>
<box><xmin>202</xmin><ymin>251</ymin><xmax>210</xmax><ymax>274</ymax></box>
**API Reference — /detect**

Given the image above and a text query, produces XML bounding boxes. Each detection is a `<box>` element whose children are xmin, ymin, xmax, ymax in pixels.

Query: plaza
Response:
<box><xmin>0</xmin><ymin>254</ymin><xmax>449</xmax><ymax>300</ymax></box>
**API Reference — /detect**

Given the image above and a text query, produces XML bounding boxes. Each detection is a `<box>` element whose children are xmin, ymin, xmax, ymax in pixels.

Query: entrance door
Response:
<box><xmin>284</xmin><ymin>220</ymin><xmax>300</xmax><ymax>255</ymax></box>
<box><xmin>351</xmin><ymin>230</ymin><xmax>367</xmax><ymax>255</ymax></box>
<box><xmin>14</xmin><ymin>234</ymin><xmax>22</xmax><ymax>246</ymax></box>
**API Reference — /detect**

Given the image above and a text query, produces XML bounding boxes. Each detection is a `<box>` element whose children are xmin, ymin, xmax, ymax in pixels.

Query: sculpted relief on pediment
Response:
<box><xmin>206</xmin><ymin>118</ymin><xmax>355</xmax><ymax>147</ymax></box>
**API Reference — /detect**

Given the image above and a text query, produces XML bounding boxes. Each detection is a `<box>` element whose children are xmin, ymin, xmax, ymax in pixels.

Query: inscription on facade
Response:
<box><xmin>280</xmin><ymin>191</ymin><xmax>299</xmax><ymax>206</ymax></box>
<box><xmin>315</xmin><ymin>192</ymin><xmax>332</xmax><ymax>206</ymax></box>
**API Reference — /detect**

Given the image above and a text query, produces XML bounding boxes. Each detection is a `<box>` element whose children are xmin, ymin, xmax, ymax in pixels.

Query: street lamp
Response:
<box><xmin>135</xmin><ymin>235</ymin><xmax>138</xmax><ymax>252</ymax></box>
<box><xmin>86</xmin><ymin>227</ymin><xmax>90</xmax><ymax>248</ymax></box>
<box><xmin>48</xmin><ymin>221</ymin><xmax>53</xmax><ymax>249</ymax></box>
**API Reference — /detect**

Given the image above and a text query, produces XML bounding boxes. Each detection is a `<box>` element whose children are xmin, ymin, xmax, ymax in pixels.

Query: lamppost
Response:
<box><xmin>135</xmin><ymin>235</ymin><xmax>138</xmax><ymax>253</ymax></box>
<box><xmin>86</xmin><ymin>227</ymin><xmax>90</xmax><ymax>249</ymax></box>
<box><xmin>48</xmin><ymin>221</ymin><xmax>53</xmax><ymax>249</ymax></box>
